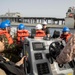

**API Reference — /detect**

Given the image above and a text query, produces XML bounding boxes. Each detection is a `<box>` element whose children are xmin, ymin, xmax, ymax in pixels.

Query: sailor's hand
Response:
<box><xmin>20</xmin><ymin>56</ymin><xmax>27</xmax><ymax>64</ymax></box>
<box><xmin>15</xmin><ymin>56</ymin><xmax>27</xmax><ymax>66</ymax></box>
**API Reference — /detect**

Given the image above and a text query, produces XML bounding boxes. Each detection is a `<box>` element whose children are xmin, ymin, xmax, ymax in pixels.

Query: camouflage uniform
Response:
<box><xmin>56</xmin><ymin>33</ymin><xmax>75</xmax><ymax>64</ymax></box>
<box><xmin>1</xmin><ymin>35</ymin><xmax>21</xmax><ymax>63</ymax></box>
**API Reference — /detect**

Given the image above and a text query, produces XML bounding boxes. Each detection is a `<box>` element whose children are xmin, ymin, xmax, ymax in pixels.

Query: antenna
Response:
<box><xmin>8</xmin><ymin>8</ymin><xmax>10</xmax><ymax>16</ymax></box>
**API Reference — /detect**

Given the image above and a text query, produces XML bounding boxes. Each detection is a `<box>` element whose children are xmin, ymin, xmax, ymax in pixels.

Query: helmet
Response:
<box><xmin>5</xmin><ymin>19</ymin><xmax>10</xmax><ymax>27</ymax></box>
<box><xmin>0</xmin><ymin>24</ymin><xmax>1</xmax><ymax>28</ymax></box>
<box><xmin>4</xmin><ymin>19</ymin><xmax>11</xmax><ymax>27</ymax></box>
<box><xmin>5</xmin><ymin>19</ymin><xmax>10</xmax><ymax>25</ymax></box>
<box><xmin>42</xmin><ymin>21</ymin><xmax>47</xmax><ymax>25</ymax></box>
<box><xmin>0</xmin><ymin>23</ymin><xmax>1</xmax><ymax>28</ymax></box>
<box><xmin>62</xmin><ymin>27</ymin><xmax>70</xmax><ymax>32</ymax></box>
<box><xmin>0</xmin><ymin>22</ymin><xmax>10</xmax><ymax>29</ymax></box>
<box><xmin>18</xmin><ymin>24</ymin><xmax>25</xmax><ymax>30</ymax></box>
<box><xmin>35</xmin><ymin>24</ymin><xmax>42</xmax><ymax>30</ymax></box>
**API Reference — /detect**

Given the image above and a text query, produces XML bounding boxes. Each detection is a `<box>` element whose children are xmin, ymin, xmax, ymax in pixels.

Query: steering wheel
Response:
<box><xmin>49</xmin><ymin>41</ymin><xmax>64</xmax><ymax>59</ymax></box>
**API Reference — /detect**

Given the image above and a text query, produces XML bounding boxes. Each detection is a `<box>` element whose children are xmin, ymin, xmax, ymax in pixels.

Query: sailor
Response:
<box><xmin>0</xmin><ymin>22</ymin><xmax>19</xmax><ymax>62</ymax></box>
<box><xmin>17</xmin><ymin>24</ymin><xmax>30</xmax><ymax>43</ymax></box>
<box><xmin>0</xmin><ymin>34</ymin><xmax>27</xmax><ymax>75</ymax></box>
<box><xmin>0</xmin><ymin>21</ymin><xmax>13</xmax><ymax>45</ymax></box>
<box><xmin>42</xmin><ymin>21</ymin><xmax>50</xmax><ymax>37</ymax></box>
<box><xmin>35</xmin><ymin>24</ymin><xmax>46</xmax><ymax>37</ymax></box>
<box><xmin>56</xmin><ymin>27</ymin><xmax>75</xmax><ymax>64</ymax></box>
<box><xmin>16</xmin><ymin>24</ymin><xmax>29</xmax><ymax>61</ymax></box>
<box><xmin>60</xmin><ymin>27</ymin><xmax>72</xmax><ymax>43</ymax></box>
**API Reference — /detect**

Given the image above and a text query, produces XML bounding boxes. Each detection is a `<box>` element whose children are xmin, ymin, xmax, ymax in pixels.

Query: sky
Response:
<box><xmin>0</xmin><ymin>0</ymin><xmax>75</xmax><ymax>18</ymax></box>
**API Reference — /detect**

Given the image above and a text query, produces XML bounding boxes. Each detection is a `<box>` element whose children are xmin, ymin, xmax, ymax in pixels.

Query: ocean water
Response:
<box><xmin>11</xmin><ymin>26</ymin><xmax>75</xmax><ymax>37</ymax></box>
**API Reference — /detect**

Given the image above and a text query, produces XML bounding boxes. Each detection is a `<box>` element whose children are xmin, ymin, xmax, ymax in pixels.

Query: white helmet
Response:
<box><xmin>42</xmin><ymin>21</ymin><xmax>47</xmax><ymax>25</ymax></box>
<box><xmin>35</xmin><ymin>24</ymin><xmax>42</xmax><ymax>30</ymax></box>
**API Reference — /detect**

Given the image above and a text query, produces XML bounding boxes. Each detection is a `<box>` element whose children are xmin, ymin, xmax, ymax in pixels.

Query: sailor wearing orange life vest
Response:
<box><xmin>0</xmin><ymin>21</ymin><xmax>13</xmax><ymax>45</ymax></box>
<box><xmin>0</xmin><ymin>19</ymin><xmax>11</xmax><ymax>34</ymax></box>
<box><xmin>35</xmin><ymin>24</ymin><xmax>46</xmax><ymax>37</ymax></box>
<box><xmin>60</xmin><ymin>27</ymin><xmax>72</xmax><ymax>43</ymax></box>
<box><xmin>17</xmin><ymin>24</ymin><xmax>30</xmax><ymax>43</ymax></box>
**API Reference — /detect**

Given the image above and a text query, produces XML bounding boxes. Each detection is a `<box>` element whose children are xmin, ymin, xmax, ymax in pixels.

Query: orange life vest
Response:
<box><xmin>60</xmin><ymin>33</ymin><xmax>72</xmax><ymax>42</ymax></box>
<box><xmin>17</xmin><ymin>30</ymin><xmax>30</xmax><ymax>42</ymax></box>
<box><xmin>0</xmin><ymin>30</ymin><xmax>13</xmax><ymax>45</ymax></box>
<box><xmin>35</xmin><ymin>30</ymin><xmax>46</xmax><ymax>37</ymax></box>
<box><xmin>0</xmin><ymin>29</ymin><xmax>3</xmax><ymax>34</ymax></box>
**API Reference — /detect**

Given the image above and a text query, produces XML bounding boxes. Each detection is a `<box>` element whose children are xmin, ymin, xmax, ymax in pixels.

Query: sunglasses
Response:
<box><xmin>43</xmin><ymin>25</ymin><xmax>46</xmax><ymax>26</ymax></box>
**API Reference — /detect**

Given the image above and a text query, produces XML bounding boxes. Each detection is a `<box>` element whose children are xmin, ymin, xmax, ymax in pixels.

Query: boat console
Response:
<box><xmin>24</xmin><ymin>37</ymin><xmax>75</xmax><ymax>75</ymax></box>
